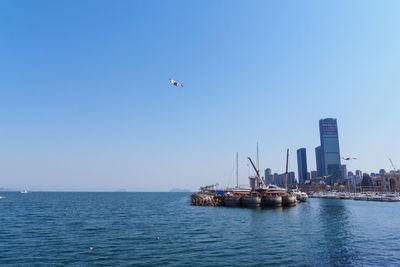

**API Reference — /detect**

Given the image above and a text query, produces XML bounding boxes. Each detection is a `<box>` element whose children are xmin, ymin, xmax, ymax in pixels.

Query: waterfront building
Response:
<box><xmin>318</xmin><ymin>118</ymin><xmax>342</xmax><ymax>184</ymax></box>
<box><xmin>374</xmin><ymin>173</ymin><xmax>400</xmax><ymax>192</ymax></box>
<box><xmin>297</xmin><ymin>148</ymin><xmax>308</xmax><ymax>184</ymax></box>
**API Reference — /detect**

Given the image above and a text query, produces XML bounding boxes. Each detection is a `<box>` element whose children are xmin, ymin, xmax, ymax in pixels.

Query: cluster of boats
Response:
<box><xmin>309</xmin><ymin>191</ymin><xmax>400</xmax><ymax>202</ymax></box>
<box><xmin>223</xmin><ymin>185</ymin><xmax>307</xmax><ymax>207</ymax></box>
<box><xmin>196</xmin><ymin>152</ymin><xmax>308</xmax><ymax>208</ymax></box>
<box><xmin>198</xmin><ymin>154</ymin><xmax>308</xmax><ymax>208</ymax></box>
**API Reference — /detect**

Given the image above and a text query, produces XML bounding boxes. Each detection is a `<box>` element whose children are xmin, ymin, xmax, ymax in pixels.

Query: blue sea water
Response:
<box><xmin>0</xmin><ymin>192</ymin><xmax>400</xmax><ymax>266</ymax></box>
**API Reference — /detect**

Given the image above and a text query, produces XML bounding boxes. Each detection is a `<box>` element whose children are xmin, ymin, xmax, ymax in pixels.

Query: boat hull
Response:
<box><xmin>241</xmin><ymin>196</ymin><xmax>261</xmax><ymax>207</ymax></box>
<box><xmin>224</xmin><ymin>196</ymin><xmax>242</xmax><ymax>207</ymax></box>
<box><xmin>282</xmin><ymin>195</ymin><xmax>297</xmax><ymax>206</ymax></box>
<box><xmin>262</xmin><ymin>196</ymin><xmax>282</xmax><ymax>207</ymax></box>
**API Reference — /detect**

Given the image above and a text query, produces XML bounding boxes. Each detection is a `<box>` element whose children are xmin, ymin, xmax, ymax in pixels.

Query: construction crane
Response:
<box><xmin>389</xmin><ymin>158</ymin><xmax>397</xmax><ymax>172</ymax></box>
<box><xmin>248</xmin><ymin>157</ymin><xmax>266</xmax><ymax>188</ymax></box>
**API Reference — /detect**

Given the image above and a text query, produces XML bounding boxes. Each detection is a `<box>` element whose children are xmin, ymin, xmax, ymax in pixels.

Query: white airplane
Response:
<box><xmin>169</xmin><ymin>78</ymin><xmax>183</xmax><ymax>87</ymax></box>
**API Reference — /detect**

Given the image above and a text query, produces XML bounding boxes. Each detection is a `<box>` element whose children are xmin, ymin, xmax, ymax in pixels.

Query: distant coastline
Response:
<box><xmin>169</xmin><ymin>188</ymin><xmax>191</xmax><ymax>192</ymax></box>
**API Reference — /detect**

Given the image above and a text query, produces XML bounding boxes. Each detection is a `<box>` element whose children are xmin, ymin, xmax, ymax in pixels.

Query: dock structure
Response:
<box><xmin>191</xmin><ymin>192</ymin><xmax>298</xmax><ymax>207</ymax></box>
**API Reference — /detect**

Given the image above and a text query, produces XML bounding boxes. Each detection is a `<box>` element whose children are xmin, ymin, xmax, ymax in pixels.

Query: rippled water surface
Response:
<box><xmin>0</xmin><ymin>192</ymin><xmax>400</xmax><ymax>266</ymax></box>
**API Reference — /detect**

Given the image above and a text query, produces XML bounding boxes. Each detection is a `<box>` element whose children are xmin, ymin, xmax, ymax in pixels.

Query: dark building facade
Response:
<box><xmin>315</xmin><ymin>146</ymin><xmax>324</xmax><ymax>177</ymax></box>
<box><xmin>264</xmin><ymin>168</ymin><xmax>273</xmax><ymax>184</ymax></box>
<box><xmin>318</xmin><ymin>118</ymin><xmax>342</xmax><ymax>184</ymax></box>
<box><xmin>297</xmin><ymin>148</ymin><xmax>308</xmax><ymax>184</ymax></box>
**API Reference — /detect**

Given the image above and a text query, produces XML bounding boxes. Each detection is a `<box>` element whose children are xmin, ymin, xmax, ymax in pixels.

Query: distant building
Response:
<box><xmin>272</xmin><ymin>172</ymin><xmax>297</xmax><ymax>187</ymax></box>
<box><xmin>374</xmin><ymin>173</ymin><xmax>400</xmax><ymax>192</ymax></box>
<box><xmin>288</xmin><ymin>172</ymin><xmax>296</xmax><ymax>185</ymax></box>
<box><xmin>318</xmin><ymin>118</ymin><xmax>342</xmax><ymax>184</ymax></box>
<box><xmin>264</xmin><ymin>168</ymin><xmax>273</xmax><ymax>184</ymax></box>
<box><xmin>347</xmin><ymin>171</ymin><xmax>354</xmax><ymax>185</ymax></box>
<box><xmin>354</xmin><ymin>170</ymin><xmax>362</xmax><ymax>185</ymax></box>
<box><xmin>379</xmin><ymin>169</ymin><xmax>386</xmax><ymax>175</ymax></box>
<box><xmin>315</xmin><ymin>146</ymin><xmax>324</xmax><ymax>177</ymax></box>
<box><xmin>341</xmin><ymin>165</ymin><xmax>347</xmax><ymax>180</ymax></box>
<box><xmin>311</xmin><ymin>170</ymin><xmax>318</xmax><ymax>179</ymax></box>
<box><xmin>361</xmin><ymin>174</ymin><xmax>374</xmax><ymax>191</ymax></box>
<box><xmin>297</xmin><ymin>148</ymin><xmax>308</xmax><ymax>184</ymax></box>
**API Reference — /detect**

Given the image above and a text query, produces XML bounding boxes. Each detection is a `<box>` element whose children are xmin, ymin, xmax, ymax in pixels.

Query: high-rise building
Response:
<box><xmin>297</xmin><ymin>148</ymin><xmax>308</xmax><ymax>184</ymax></box>
<box><xmin>315</xmin><ymin>146</ymin><xmax>323</xmax><ymax>177</ymax></box>
<box><xmin>319</xmin><ymin>118</ymin><xmax>342</xmax><ymax>184</ymax></box>
<box><xmin>264</xmin><ymin>168</ymin><xmax>273</xmax><ymax>184</ymax></box>
<box><xmin>341</xmin><ymin>165</ymin><xmax>347</xmax><ymax>180</ymax></box>
<box><xmin>271</xmin><ymin>172</ymin><xmax>297</xmax><ymax>187</ymax></box>
<box><xmin>288</xmin><ymin>172</ymin><xmax>296</xmax><ymax>185</ymax></box>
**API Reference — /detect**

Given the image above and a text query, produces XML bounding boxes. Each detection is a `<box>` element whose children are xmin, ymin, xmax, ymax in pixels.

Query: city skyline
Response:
<box><xmin>1</xmin><ymin>1</ymin><xmax>400</xmax><ymax>191</ymax></box>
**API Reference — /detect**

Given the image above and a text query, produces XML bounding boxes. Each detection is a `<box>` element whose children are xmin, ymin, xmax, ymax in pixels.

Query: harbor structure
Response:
<box><xmin>297</xmin><ymin>148</ymin><xmax>308</xmax><ymax>184</ymax></box>
<box><xmin>318</xmin><ymin>118</ymin><xmax>342</xmax><ymax>184</ymax></box>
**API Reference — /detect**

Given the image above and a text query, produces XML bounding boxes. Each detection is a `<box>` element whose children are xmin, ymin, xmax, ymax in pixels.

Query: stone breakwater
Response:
<box><xmin>191</xmin><ymin>193</ymin><xmax>223</xmax><ymax>206</ymax></box>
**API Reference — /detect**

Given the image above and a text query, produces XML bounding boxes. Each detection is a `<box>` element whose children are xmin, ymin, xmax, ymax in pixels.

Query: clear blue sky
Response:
<box><xmin>1</xmin><ymin>0</ymin><xmax>399</xmax><ymax>191</ymax></box>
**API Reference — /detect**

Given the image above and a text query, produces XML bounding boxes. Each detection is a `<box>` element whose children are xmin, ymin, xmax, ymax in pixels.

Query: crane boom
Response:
<box><xmin>248</xmin><ymin>157</ymin><xmax>266</xmax><ymax>188</ymax></box>
<box><xmin>389</xmin><ymin>158</ymin><xmax>397</xmax><ymax>171</ymax></box>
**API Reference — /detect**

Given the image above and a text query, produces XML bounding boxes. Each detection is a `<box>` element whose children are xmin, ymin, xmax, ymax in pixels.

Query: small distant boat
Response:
<box><xmin>381</xmin><ymin>193</ymin><xmax>400</xmax><ymax>202</ymax></box>
<box><xmin>20</xmin><ymin>190</ymin><xmax>29</xmax><ymax>194</ymax></box>
<box><xmin>0</xmin><ymin>196</ymin><xmax>3</xmax><ymax>199</ymax></box>
<box><xmin>289</xmin><ymin>188</ymin><xmax>308</xmax><ymax>202</ymax></box>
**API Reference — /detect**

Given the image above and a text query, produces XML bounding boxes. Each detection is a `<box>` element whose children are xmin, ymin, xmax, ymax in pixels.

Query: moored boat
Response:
<box><xmin>289</xmin><ymin>188</ymin><xmax>308</xmax><ymax>202</ymax></box>
<box><xmin>282</xmin><ymin>195</ymin><xmax>297</xmax><ymax>206</ymax></box>
<box><xmin>224</xmin><ymin>195</ymin><xmax>242</xmax><ymax>207</ymax></box>
<box><xmin>262</xmin><ymin>195</ymin><xmax>282</xmax><ymax>206</ymax></box>
<box><xmin>242</xmin><ymin>195</ymin><xmax>261</xmax><ymax>207</ymax></box>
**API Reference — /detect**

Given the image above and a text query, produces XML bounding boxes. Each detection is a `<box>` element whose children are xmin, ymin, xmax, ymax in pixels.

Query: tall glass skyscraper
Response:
<box><xmin>318</xmin><ymin>118</ymin><xmax>342</xmax><ymax>184</ymax></box>
<box><xmin>315</xmin><ymin>146</ymin><xmax>323</xmax><ymax>177</ymax></box>
<box><xmin>296</xmin><ymin>148</ymin><xmax>308</xmax><ymax>184</ymax></box>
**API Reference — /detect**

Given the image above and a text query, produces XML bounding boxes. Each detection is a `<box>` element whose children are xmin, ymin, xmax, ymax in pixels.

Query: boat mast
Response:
<box><xmin>236</xmin><ymin>152</ymin><xmax>239</xmax><ymax>188</ymax></box>
<box><xmin>284</xmin><ymin>148</ymin><xmax>289</xmax><ymax>190</ymax></box>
